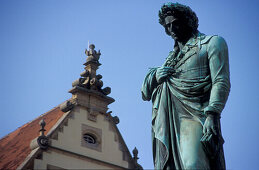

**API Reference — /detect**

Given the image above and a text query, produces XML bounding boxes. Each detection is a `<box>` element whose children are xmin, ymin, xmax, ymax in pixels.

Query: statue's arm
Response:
<box><xmin>205</xmin><ymin>36</ymin><xmax>231</xmax><ymax>116</ymax></box>
<box><xmin>141</xmin><ymin>68</ymin><xmax>158</xmax><ymax>101</ymax></box>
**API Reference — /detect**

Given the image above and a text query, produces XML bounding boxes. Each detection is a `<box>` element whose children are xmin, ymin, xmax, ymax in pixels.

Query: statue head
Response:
<box><xmin>158</xmin><ymin>2</ymin><xmax>199</xmax><ymax>42</ymax></box>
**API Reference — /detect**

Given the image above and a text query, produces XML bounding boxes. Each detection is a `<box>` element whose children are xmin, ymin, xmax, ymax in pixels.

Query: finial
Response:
<box><xmin>85</xmin><ymin>43</ymin><xmax>101</xmax><ymax>63</ymax></box>
<box><xmin>39</xmin><ymin>119</ymin><xmax>46</xmax><ymax>136</ymax></box>
<box><xmin>133</xmin><ymin>147</ymin><xmax>139</xmax><ymax>160</ymax></box>
<box><xmin>71</xmin><ymin>43</ymin><xmax>112</xmax><ymax>96</ymax></box>
<box><xmin>132</xmin><ymin>147</ymin><xmax>143</xmax><ymax>170</ymax></box>
<box><xmin>36</xmin><ymin>119</ymin><xmax>49</xmax><ymax>150</ymax></box>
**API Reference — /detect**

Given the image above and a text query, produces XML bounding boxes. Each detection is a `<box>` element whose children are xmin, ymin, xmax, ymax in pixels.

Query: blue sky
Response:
<box><xmin>1</xmin><ymin>0</ymin><xmax>259</xmax><ymax>169</ymax></box>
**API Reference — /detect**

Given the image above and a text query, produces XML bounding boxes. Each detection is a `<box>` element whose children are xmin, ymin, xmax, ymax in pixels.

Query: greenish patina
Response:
<box><xmin>141</xmin><ymin>3</ymin><xmax>230</xmax><ymax>170</ymax></box>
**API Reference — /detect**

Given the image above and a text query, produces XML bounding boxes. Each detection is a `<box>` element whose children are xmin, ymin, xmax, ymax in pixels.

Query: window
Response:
<box><xmin>83</xmin><ymin>134</ymin><xmax>96</xmax><ymax>144</ymax></box>
<box><xmin>81</xmin><ymin>124</ymin><xmax>102</xmax><ymax>152</ymax></box>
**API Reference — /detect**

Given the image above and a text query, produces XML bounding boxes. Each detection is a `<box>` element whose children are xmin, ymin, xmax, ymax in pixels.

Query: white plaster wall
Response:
<box><xmin>34</xmin><ymin>149</ymin><xmax>119</xmax><ymax>169</ymax></box>
<box><xmin>48</xmin><ymin>106</ymin><xmax>129</xmax><ymax>168</ymax></box>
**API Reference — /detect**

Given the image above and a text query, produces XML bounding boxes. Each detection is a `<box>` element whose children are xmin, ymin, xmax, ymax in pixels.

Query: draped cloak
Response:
<box><xmin>141</xmin><ymin>33</ymin><xmax>230</xmax><ymax>170</ymax></box>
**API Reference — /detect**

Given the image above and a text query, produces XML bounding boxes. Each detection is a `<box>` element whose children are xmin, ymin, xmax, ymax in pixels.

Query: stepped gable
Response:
<box><xmin>0</xmin><ymin>107</ymin><xmax>64</xmax><ymax>170</ymax></box>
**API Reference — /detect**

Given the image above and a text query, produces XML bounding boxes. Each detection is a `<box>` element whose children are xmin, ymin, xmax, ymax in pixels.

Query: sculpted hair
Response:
<box><xmin>159</xmin><ymin>2</ymin><xmax>199</xmax><ymax>34</ymax></box>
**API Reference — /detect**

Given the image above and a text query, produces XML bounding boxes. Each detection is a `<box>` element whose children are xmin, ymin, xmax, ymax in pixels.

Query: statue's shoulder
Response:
<box><xmin>200</xmin><ymin>33</ymin><xmax>227</xmax><ymax>47</ymax></box>
<box><xmin>199</xmin><ymin>33</ymin><xmax>213</xmax><ymax>44</ymax></box>
<box><xmin>201</xmin><ymin>34</ymin><xmax>228</xmax><ymax>59</ymax></box>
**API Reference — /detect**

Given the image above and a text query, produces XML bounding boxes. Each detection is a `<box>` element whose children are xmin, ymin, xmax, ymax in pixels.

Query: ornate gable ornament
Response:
<box><xmin>72</xmin><ymin>44</ymin><xmax>111</xmax><ymax>95</ymax></box>
<box><xmin>60</xmin><ymin>44</ymin><xmax>114</xmax><ymax>120</ymax></box>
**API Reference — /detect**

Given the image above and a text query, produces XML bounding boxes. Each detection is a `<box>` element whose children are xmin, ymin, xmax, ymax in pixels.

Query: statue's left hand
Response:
<box><xmin>203</xmin><ymin>113</ymin><xmax>219</xmax><ymax>135</ymax></box>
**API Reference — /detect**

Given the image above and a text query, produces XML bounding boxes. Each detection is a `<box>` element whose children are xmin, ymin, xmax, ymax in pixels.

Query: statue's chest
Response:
<box><xmin>166</xmin><ymin>45</ymin><xmax>210</xmax><ymax>79</ymax></box>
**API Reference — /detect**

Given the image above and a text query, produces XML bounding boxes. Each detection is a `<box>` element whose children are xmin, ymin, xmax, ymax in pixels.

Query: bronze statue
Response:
<box><xmin>141</xmin><ymin>3</ymin><xmax>230</xmax><ymax>169</ymax></box>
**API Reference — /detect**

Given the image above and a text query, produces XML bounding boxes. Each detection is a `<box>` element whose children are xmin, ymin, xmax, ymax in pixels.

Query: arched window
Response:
<box><xmin>81</xmin><ymin>124</ymin><xmax>102</xmax><ymax>152</ymax></box>
<box><xmin>83</xmin><ymin>134</ymin><xmax>96</xmax><ymax>144</ymax></box>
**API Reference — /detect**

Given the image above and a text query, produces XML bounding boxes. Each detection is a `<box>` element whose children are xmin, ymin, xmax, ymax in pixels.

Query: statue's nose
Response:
<box><xmin>169</xmin><ymin>23</ymin><xmax>173</xmax><ymax>32</ymax></box>
<box><xmin>169</xmin><ymin>23</ymin><xmax>176</xmax><ymax>33</ymax></box>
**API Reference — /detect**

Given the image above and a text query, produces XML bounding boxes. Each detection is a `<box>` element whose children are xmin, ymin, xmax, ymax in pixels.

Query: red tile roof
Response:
<box><xmin>0</xmin><ymin>107</ymin><xmax>64</xmax><ymax>170</ymax></box>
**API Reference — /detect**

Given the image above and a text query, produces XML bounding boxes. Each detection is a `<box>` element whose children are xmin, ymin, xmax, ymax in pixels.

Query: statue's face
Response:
<box><xmin>165</xmin><ymin>15</ymin><xmax>191</xmax><ymax>42</ymax></box>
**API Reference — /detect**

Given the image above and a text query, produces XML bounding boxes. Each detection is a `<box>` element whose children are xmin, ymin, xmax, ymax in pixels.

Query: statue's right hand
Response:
<box><xmin>156</xmin><ymin>66</ymin><xmax>174</xmax><ymax>84</ymax></box>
